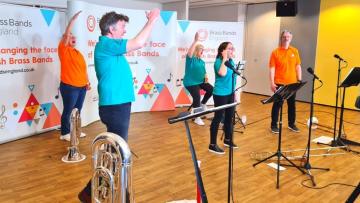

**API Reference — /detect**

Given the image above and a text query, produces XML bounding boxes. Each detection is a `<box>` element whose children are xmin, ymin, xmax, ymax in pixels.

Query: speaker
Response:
<box><xmin>276</xmin><ymin>1</ymin><xmax>297</xmax><ymax>17</ymax></box>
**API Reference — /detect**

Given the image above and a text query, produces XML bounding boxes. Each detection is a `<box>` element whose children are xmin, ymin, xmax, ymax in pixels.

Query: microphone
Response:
<box><xmin>225</xmin><ymin>60</ymin><xmax>241</xmax><ymax>76</ymax></box>
<box><xmin>307</xmin><ymin>67</ymin><xmax>322</xmax><ymax>82</ymax></box>
<box><xmin>334</xmin><ymin>54</ymin><xmax>347</xmax><ymax>62</ymax></box>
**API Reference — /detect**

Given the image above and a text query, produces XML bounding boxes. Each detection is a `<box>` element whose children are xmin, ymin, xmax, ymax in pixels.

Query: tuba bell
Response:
<box><xmin>62</xmin><ymin>108</ymin><xmax>86</xmax><ymax>163</ymax></box>
<box><xmin>91</xmin><ymin>132</ymin><xmax>133</xmax><ymax>203</ymax></box>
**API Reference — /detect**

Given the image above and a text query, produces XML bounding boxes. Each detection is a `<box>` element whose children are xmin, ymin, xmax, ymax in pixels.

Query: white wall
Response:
<box><xmin>243</xmin><ymin>2</ymin><xmax>279</xmax><ymax>96</ymax></box>
<box><xmin>0</xmin><ymin>0</ymin><xmax>162</xmax><ymax>9</ymax></box>
<box><xmin>163</xmin><ymin>0</ymin><xmax>188</xmax><ymax>20</ymax></box>
<box><xmin>189</xmin><ymin>4</ymin><xmax>247</xmax><ymax>22</ymax></box>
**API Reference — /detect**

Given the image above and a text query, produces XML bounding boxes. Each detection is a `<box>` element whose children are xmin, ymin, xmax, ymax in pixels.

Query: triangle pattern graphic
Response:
<box><xmin>155</xmin><ymin>84</ymin><xmax>165</xmax><ymax>94</ymax></box>
<box><xmin>178</xmin><ymin>21</ymin><xmax>190</xmax><ymax>33</ymax></box>
<box><xmin>151</xmin><ymin>86</ymin><xmax>175</xmax><ymax>111</ymax></box>
<box><xmin>26</xmin><ymin>120</ymin><xmax>33</xmax><ymax>126</ymax></box>
<box><xmin>18</xmin><ymin>93</ymin><xmax>40</xmax><ymax>122</ymax></box>
<box><xmin>138</xmin><ymin>75</ymin><xmax>155</xmax><ymax>95</ymax></box>
<box><xmin>25</xmin><ymin>93</ymin><xmax>40</xmax><ymax>107</ymax></box>
<box><xmin>18</xmin><ymin>109</ymin><xmax>33</xmax><ymax>122</ymax></box>
<box><xmin>34</xmin><ymin>118</ymin><xmax>40</xmax><ymax>124</ymax></box>
<box><xmin>175</xmin><ymin>87</ymin><xmax>192</xmax><ymax>105</ymax></box>
<box><xmin>160</xmin><ymin>11</ymin><xmax>174</xmax><ymax>26</ymax></box>
<box><xmin>41</xmin><ymin>103</ymin><xmax>52</xmax><ymax>116</ymax></box>
<box><xmin>40</xmin><ymin>9</ymin><xmax>56</xmax><ymax>26</ymax></box>
<box><xmin>43</xmin><ymin>103</ymin><xmax>61</xmax><ymax>129</ymax></box>
<box><xmin>25</xmin><ymin>105</ymin><xmax>39</xmax><ymax>118</ymax></box>
<box><xmin>28</xmin><ymin>84</ymin><xmax>35</xmax><ymax>92</ymax></box>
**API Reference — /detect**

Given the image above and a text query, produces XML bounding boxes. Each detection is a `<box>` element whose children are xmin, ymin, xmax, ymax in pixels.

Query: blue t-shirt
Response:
<box><xmin>213</xmin><ymin>58</ymin><xmax>237</xmax><ymax>96</ymax></box>
<box><xmin>183</xmin><ymin>55</ymin><xmax>206</xmax><ymax>87</ymax></box>
<box><xmin>94</xmin><ymin>36</ymin><xmax>134</xmax><ymax>106</ymax></box>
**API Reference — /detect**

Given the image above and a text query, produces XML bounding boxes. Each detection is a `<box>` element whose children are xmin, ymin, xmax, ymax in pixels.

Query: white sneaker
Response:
<box><xmin>201</xmin><ymin>104</ymin><xmax>208</xmax><ymax>111</ymax></box>
<box><xmin>60</xmin><ymin>133</ymin><xmax>70</xmax><ymax>141</ymax></box>
<box><xmin>194</xmin><ymin>117</ymin><xmax>205</xmax><ymax>126</ymax></box>
<box><xmin>80</xmin><ymin>132</ymin><xmax>86</xmax><ymax>138</ymax></box>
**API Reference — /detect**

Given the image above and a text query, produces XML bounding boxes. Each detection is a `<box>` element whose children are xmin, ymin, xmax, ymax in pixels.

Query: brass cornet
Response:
<box><xmin>62</xmin><ymin>108</ymin><xmax>86</xmax><ymax>163</ymax></box>
<box><xmin>92</xmin><ymin>132</ymin><xmax>133</xmax><ymax>203</ymax></box>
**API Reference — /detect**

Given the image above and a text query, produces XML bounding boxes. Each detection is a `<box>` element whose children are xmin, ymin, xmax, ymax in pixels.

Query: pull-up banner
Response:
<box><xmin>0</xmin><ymin>3</ymin><xmax>64</xmax><ymax>144</ymax></box>
<box><xmin>68</xmin><ymin>0</ymin><xmax>178</xmax><ymax>125</ymax></box>
<box><xmin>175</xmin><ymin>20</ymin><xmax>245</xmax><ymax>106</ymax></box>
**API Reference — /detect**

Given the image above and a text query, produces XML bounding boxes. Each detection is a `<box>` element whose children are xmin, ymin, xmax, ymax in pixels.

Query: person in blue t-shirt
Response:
<box><xmin>183</xmin><ymin>32</ymin><xmax>213</xmax><ymax>126</ymax></box>
<box><xmin>78</xmin><ymin>9</ymin><xmax>160</xmax><ymax>203</ymax></box>
<box><xmin>208</xmin><ymin>42</ymin><xmax>239</xmax><ymax>155</ymax></box>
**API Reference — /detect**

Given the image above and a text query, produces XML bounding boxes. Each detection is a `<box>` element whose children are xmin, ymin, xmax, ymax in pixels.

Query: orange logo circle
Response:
<box><xmin>87</xmin><ymin>15</ymin><xmax>96</xmax><ymax>32</ymax></box>
<box><xmin>197</xmin><ymin>29</ymin><xmax>208</xmax><ymax>41</ymax></box>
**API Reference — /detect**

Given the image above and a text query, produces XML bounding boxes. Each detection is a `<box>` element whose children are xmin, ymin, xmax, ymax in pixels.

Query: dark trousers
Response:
<box><xmin>210</xmin><ymin>94</ymin><xmax>234</xmax><ymax>145</ymax></box>
<box><xmin>185</xmin><ymin>83</ymin><xmax>213</xmax><ymax>108</ymax></box>
<box><xmin>271</xmin><ymin>91</ymin><xmax>296</xmax><ymax>127</ymax></box>
<box><xmin>99</xmin><ymin>103</ymin><xmax>132</xmax><ymax>141</ymax></box>
<box><xmin>82</xmin><ymin>102</ymin><xmax>132</xmax><ymax>198</ymax></box>
<box><xmin>59</xmin><ymin>82</ymin><xmax>86</xmax><ymax>135</ymax></box>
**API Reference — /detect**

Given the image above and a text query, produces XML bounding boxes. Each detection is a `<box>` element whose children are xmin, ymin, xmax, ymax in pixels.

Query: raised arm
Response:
<box><xmin>61</xmin><ymin>11</ymin><xmax>82</xmax><ymax>46</ymax></box>
<box><xmin>187</xmin><ymin>32</ymin><xmax>199</xmax><ymax>57</ymax></box>
<box><xmin>217</xmin><ymin>51</ymin><xmax>228</xmax><ymax>77</ymax></box>
<box><xmin>127</xmin><ymin>8</ymin><xmax>160</xmax><ymax>52</ymax></box>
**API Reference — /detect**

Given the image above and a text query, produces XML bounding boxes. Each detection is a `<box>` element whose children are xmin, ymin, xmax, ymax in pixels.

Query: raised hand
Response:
<box><xmin>195</xmin><ymin>32</ymin><xmax>199</xmax><ymax>42</ymax></box>
<box><xmin>146</xmin><ymin>8</ymin><xmax>160</xmax><ymax>23</ymax></box>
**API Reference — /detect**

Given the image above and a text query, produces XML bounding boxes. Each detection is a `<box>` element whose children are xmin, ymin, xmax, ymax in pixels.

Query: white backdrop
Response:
<box><xmin>0</xmin><ymin>1</ymin><xmax>245</xmax><ymax>144</ymax></box>
<box><xmin>68</xmin><ymin>0</ymin><xmax>178</xmax><ymax>126</ymax></box>
<box><xmin>175</xmin><ymin>20</ymin><xmax>245</xmax><ymax>106</ymax></box>
<box><xmin>0</xmin><ymin>3</ymin><xmax>65</xmax><ymax>143</ymax></box>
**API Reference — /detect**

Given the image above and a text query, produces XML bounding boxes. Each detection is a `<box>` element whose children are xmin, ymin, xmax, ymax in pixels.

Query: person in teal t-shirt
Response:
<box><xmin>183</xmin><ymin>32</ymin><xmax>213</xmax><ymax>126</ymax></box>
<box><xmin>79</xmin><ymin>9</ymin><xmax>160</xmax><ymax>202</ymax></box>
<box><xmin>209</xmin><ymin>42</ymin><xmax>238</xmax><ymax>155</ymax></box>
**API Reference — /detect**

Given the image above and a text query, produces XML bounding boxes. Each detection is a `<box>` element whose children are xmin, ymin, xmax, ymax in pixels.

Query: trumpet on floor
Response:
<box><xmin>250</xmin><ymin>146</ymin><xmax>346</xmax><ymax>162</ymax></box>
<box><xmin>92</xmin><ymin>132</ymin><xmax>133</xmax><ymax>203</ymax></box>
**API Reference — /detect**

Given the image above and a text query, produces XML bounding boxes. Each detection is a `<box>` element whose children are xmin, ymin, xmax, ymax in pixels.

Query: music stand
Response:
<box><xmin>332</xmin><ymin>67</ymin><xmax>360</xmax><ymax>149</ymax></box>
<box><xmin>168</xmin><ymin>102</ymin><xmax>239</xmax><ymax>203</ymax></box>
<box><xmin>253</xmin><ymin>82</ymin><xmax>306</xmax><ymax>189</ymax></box>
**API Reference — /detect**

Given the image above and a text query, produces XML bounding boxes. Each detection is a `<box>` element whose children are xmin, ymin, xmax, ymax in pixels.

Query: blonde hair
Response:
<box><xmin>193</xmin><ymin>44</ymin><xmax>204</xmax><ymax>57</ymax></box>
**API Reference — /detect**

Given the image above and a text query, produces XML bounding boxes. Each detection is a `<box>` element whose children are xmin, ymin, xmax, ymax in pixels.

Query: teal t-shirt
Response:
<box><xmin>213</xmin><ymin>58</ymin><xmax>237</xmax><ymax>96</ymax></box>
<box><xmin>94</xmin><ymin>36</ymin><xmax>134</xmax><ymax>106</ymax></box>
<box><xmin>183</xmin><ymin>55</ymin><xmax>206</xmax><ymax>87</ymax></box>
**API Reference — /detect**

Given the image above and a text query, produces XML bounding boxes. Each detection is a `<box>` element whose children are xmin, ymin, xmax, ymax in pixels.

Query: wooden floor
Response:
<box><xmin>0</xmin><ymin>93</ymin><xmax>359</xmax><ymax>203</ymax></box>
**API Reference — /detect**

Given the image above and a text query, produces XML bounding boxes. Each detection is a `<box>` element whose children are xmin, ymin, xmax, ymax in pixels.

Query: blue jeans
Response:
<box><xmin>60</xmin><ymin>82</ymin><xmax>86</xmax><ymax>135</ymax></box>
<box><xmin>99</xmin><ymin>102</ymin><xmax>132</xmax><ymax>141</ymax></box>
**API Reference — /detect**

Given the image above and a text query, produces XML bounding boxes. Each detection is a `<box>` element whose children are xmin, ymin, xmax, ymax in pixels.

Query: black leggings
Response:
<box><xmin>210</xmin><ymin>94</ymin><xmax>234</xmax><ymax>145</ymax></box>
<box><xmin>185</xmin><ymin>83</ymin><xmax>213</xmax><ymax>108</ymax></box>
<box><xmin>271</xmin><ymin>86</ymin><xmax>296</xmax><ymax>127</ymax></box>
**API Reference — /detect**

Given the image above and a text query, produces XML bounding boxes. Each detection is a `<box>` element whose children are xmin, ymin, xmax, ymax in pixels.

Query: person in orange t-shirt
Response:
<box><xmin>269</xmin><ymin>30</ymin><xmax>302</xmax><ymax>134</ymax></box>
<box><xmin>58</xmin><ymin>11</ymin><xmax>90</xmax><ymax>141</ymax></box>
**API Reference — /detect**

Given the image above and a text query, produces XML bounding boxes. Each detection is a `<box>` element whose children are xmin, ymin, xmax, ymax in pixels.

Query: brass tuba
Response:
<box><xmin>91</xmin><ymin>132</ymin><xmax>133</xmax><ymax>203</ymax></box>
<box><xmin>62</xmin><ymin>108</ymin><xmax>86</xmax><ymax>163</ymax></box>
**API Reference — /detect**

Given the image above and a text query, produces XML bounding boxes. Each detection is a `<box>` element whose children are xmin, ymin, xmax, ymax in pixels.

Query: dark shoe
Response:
<box><xmin>271</xmin><ymin>126</ymin><xmax>279</xmax><ymax>134</ymax></box>
<box><xmin>78</xmin><ymin>190</ymin><xmax>91</xmax><ymax>203</ymax></box>
<box><xmin>288</xmin><ymin>124</ymin><xmax>300</xmax><ymax>132</ymax></box>
<box><xmin>224</xmin><ymin>139</ymin><xmax>239</xmax><ymax>149</ymax></box>
<box><xmin>208</xmin><ymin>144</ymin><xmax>225</xmax><ymax>155</ymax></box>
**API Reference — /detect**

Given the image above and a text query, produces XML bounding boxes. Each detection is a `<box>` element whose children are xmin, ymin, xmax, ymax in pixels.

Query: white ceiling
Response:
<box><xmin>137</xmin><ymin>0</ymin><xmax>276</xmax><ymax>8</ymax></box>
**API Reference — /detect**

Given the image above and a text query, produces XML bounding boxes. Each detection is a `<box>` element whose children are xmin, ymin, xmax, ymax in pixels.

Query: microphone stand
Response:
<box><xmin>227</xmin><ymin>60</ymin><xmax>237</xmax><ymax>203</ymax></box>
<box><xmin>302</xmin><ymin>75</ymin><xmax>329</xmax><ymax>186</ymax></box>
<box><xmin>331</xmin><ymin>58</ymin><xmax>342</xmax><ymax>146</ymax></box>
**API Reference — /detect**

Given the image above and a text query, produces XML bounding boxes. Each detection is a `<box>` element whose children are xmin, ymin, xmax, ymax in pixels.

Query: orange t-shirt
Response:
<box><xmin>58</xmin><ymin>41</ymin><xmax>88</xmax><ymax>87</ymax></box>
<box><xmin>269</xmin><ymin>46</ymin><xmax>301</xmax><ymax>85</ymax></box>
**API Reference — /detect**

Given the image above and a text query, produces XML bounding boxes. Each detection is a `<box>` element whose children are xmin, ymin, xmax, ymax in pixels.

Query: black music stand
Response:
<box><xmin>332</xmin><ymin>67</ymin><xmax>360</xmax><ymax>149</ymax></box>
<box><xmin>168</xmin><ymin>102</ymin><xmax>239</xmax><ymax>203</ymax></box>
<box><xmin>253</xmin><ymin>82</ymin><xmax>306</xmax><ymax>189</ymax></box>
